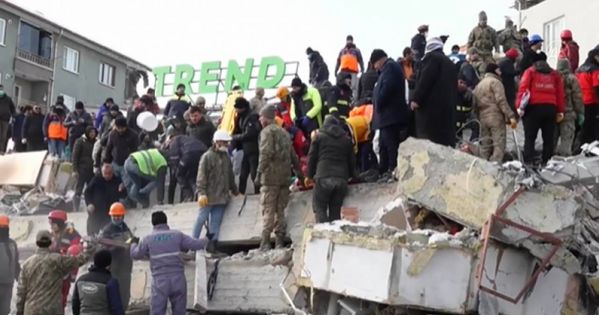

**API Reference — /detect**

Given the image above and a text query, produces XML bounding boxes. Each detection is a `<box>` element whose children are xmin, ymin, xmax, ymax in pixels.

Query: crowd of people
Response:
<box><xmin>1</xmin><ymin>9</ymin><xmax>599</xmax><ymax>315</ymax></box>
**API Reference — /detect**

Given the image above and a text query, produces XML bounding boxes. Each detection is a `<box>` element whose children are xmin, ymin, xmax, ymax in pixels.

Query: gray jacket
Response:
<box><xmin>0</xmin><ymin>238</ymin><xmax>20</xmax><ymax>284</ymax></box>
<box><xmin>196</xmin><ymin>148</ymin><xmax>238</xmax><ymax>205</ymax></box>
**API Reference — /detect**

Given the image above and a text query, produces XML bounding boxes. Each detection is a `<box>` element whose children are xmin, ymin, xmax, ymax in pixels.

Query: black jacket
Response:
<box><xmin>372</xmin><ymin>58</ymin><xmax>409</xmax><ymax>129</ymax></box>
<box><xmin>412</xmin><ymin>49</ymin><xmax>458</xmax><ymax>147</ymax></box>
<box><xmin>84</xmin><ymin>175</ymin><xmax>126</xmax><ymax>223</ymax></box>
<box><xmin>518</xmin><ymin>47</ymin><xmax>540</xmax><ymax>75</ymax></box>
<box><xmin>499</xmin><ymin>57</ymin><xmax>518</xmax><ymax>110</ymax></box>
<box><xmin>459</xmin><ymin>62</ymin><xmax>480</xmax><ymax>89</ymax></box>
<box><xmin>232</xmin><ymin>110</ymin><xmax>261</xmax><ymax>156</ymax></box>
<box><xmin>411</xmin><ymin>33</ymin><xmax>427</xmax><ymax>62</ymax></box>
<box><xmin>358</xmin><ymin>69</ymin><xmax>379</xmax><ymax>103</ymax></box>
<box><xmin>308</xmin><ymin>120</ymin><xmax>356</xmax><ymax>180</ymax></box>
<box><xmin>126</xmin><ymin>108</ymin><xmax>143</xmax><ymax>134</ymax></box>
<box><xmin>22</xmin><ymin>112</ymin><xmax>45</xmax><ymax>144</ymax></box>
<box><xmin>0</xmin><ymin>95</ymin><xmax>15</xmax><ymax>122</ymax></box>
<box><xmin>309</xmin><ymin>51</ymin><xmax>330</xmax><ymax>85</ymax></box>
<box><xmin>327</xmin><ymin>75</ymin><xmax>353</xmax><ymax>119</ymax></box>
<box><xmin>166</xmin><ymin>135</ymin><xmax>208</xmax><ymax>166</ymax></box>
<box><xmin>72</xmin><ymin>131</ymin><xmax>96</xmax><ymax>174</ymax></box>
<box><xmin>165</xmin><ymin>96</ymin><xmax>191</xmax><ymax>120</ymax></box>
<box><xmin>72</xmin><ymin>266</ymin><xmax>125</xmax><ymax>315</ymax></box>
<box><xmin>104</xmin><ymin>129</ymin><xmax>139</xmax><ymax>166</ymax></box>
<box><xmin>186</xmin><ymin>116</ymin><xmax>216</xmax><ymax>148</ymax></box>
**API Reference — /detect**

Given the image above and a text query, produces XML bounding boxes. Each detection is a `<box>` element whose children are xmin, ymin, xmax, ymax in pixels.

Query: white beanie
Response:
<box><xmin>425</xmin><ymin>37</ymin><xmax>444</xmax><ymax>55</ymax></box>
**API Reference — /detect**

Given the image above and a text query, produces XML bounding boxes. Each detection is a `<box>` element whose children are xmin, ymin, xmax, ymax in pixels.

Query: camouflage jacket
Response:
<box><xmin>473</xmin><ymin>73</ymin><xmax>515</xmax><ymax>122</ymax></box>
<box><xmin>16</xmin><ymin>248</ymin><xmax>90</xmax><ymax>315</ymax></box>
<box><xmin>498</xmin><ymin>28</ymin><xmax>522</xmax><ymax>53</ymax></box>
<box><xmin>258</xmin><ymin>123</ymin><xmax>301</xmax><ymax>186</ymax></box>
<box><xmin>562</xmin><ymin>73</ymin><xmax>585</xmax><ymax>117</ymax></box>
<box><xmin>468</xmin><ymin>25</ymin><xmax>499</xmax><ymax>55</ymax></box>
<box><xmin>196</xmin><ymin>148</ymin><xmax>238</xmax><ymax>205</ymax></box>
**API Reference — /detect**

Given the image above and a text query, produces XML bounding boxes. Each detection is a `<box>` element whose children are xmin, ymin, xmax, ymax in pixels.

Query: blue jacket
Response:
<box><xmin>72</xmin><ymin>266</ymin><xmax>125</xmax><ymax>315</ymax></box>
<box><xmin>11</xmin><ymin>113</ymin><xmax>25</xmax><ymax>140</ymax></box>
<box><xmin>373</xmin><ymin>58</ymin><xmax>409</xmax><ymax>129</ymax></box>
<box><xmin>95</xmin><ymin>103</ymin><xmax>110</xmax><ymax>129</ymax></box>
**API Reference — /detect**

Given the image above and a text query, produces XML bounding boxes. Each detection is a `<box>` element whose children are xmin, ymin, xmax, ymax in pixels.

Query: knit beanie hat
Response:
<box><xmin>94</xmin><ymin>250</ymin><xmax>112</xmax><ymax>269</ymax></box>
<box><xmin>152</xmin><ymin>211</ymin><xmax>167</xmax><ymax>226</ymax></box>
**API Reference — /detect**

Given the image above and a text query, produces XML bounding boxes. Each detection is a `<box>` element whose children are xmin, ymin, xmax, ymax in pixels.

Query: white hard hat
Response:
<box><xmin>213</xmin><ymin>130</ymin><xmax>232</xmax><ymax>142</ymax></box>
<box><xmin>136</xmin><ymin>111</ymin><xmax>158</xmax><ymax>132</ymax></box>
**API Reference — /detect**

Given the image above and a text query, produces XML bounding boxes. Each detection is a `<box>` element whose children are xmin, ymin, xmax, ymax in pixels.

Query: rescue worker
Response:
<box><xmin>48</xmin><ymin>210</ymin><xmax>83</xmax><ymax>308</ymax></box>
<box><xmin>499</xmin><ymin>48</ymin><xmax>520</xmax><ymax>113</ymax></box>
<box><xmin>99</xmin><ymin>104</ymin><xmax>123</xmax><ymax>139</ymax></box>
<box><xmin>232</xmin><ymin>97</ymin><xmax>261</xmax><ymax>195</ymax></box>
<box><xmin>411</xmin><ymin>38</ymin><xmax>458</xmax><ymax>147</ymax></box>
<box><xmin>290</xmin><ymin>77</ymin><xmax>323</xmax><ymax>137</ymax></box>
<box><xmin>307</xmin><ymin>116</ymin><xmax>356</xmax><ymax>223</ymax></box>
<box><xmin>467</xmin><ymin>11</ymin><xmax>499</xmax><ymax>66</ymax></box>
<box><xmin>576</xmin><ymin>47</ymin><xmax>599</xmax><ymax>144</ymax></box>
<box><xmin>250</xmin><ymin>87</ymin><xmax>267</xmax><ymax>113</ymax></box>
<box><xmin>473</xmin><ymin>63</ymin><xmax>518</xmax><ymax>162</ymax></box>
<box><xmin>306</xmin><ymin>47</ymin><xmax>330</xmax><ymax>87</ymax></box>
<box><xmin>218</xmin><ymin>86</ymin><xmax>244</xmax><ymax>134</ymax></box>
<box><xmin>164</xmin><ymin>84</ymin><xmax>192</xmax><ymax>121</ymax></box>
<box><xmin>0</xmin><ymin>215</ymin><xmax>19</xmax><ymax>315</ymax></box>
<box><xmin>275</xmin><ymin>87</ymin><xmax>309</xmax><ymax>158</ymax></box>
<box><xmin>22</xmin><ymin>105</ymin><xmax>46</xmax><ymax>151</ymax></box>
<box><xmin>459</xmin><ymin>48</ymin><xmax>482</xmax><ymax>89</ymax></box>
<box><xmin>194</xmin><ymin>130</ymin><xmax>239</xmax><ymax>240</ymax></box>
<box><xmin>72</xmin><ymin>250</ymin><xmax>125</xmax><ymax>315</ymax></box>
<box><xmin>456</xmin><ymin>75</ymin><xmax>475</xmax><ymax>139</ymax></box>
<box><xmin>72</xmin><ymin>126</ymin><xmax>97</xmax><ymax>211</ymax></box>
<box><xmin>370</xmin><ymin>49</ymin><xmax>409</xmax><ymax>179</ymax></box>
<box><xmin>518</xmin><ymin>34</ymin><xmax>543</xmax><ymax>74</ymax></box>
<box><xmin>558</xmin><ymin>30</ymin><xmax>579</xmax><ymax>73</ymax></box>
<box><xmin>335</xmin><ymin>35</ymin><xmax>365</xmax><ymax>99</ymax></box>
<box><xmin>124</xmin><ymin>148</ymin><xmax>168</xmax><ymax>208</ymax></box>
<box><xmin>411</xmin><ymin>25</ymin><xmax>428</xmax><ymax>62</ymax></box>
<box><xmin>164</xmin><ymin>134</ymin><xmax>208</xmax><ymax>201</ymax></box>
<box><xmin>347</xmin><ymin>104</ymin><xmax>375</xmax><ymax>173</ymax></box>
<box><xmin>516</xmin><ymin>52</ymin><xmax>565</xmax><ymax>165</ymax></box>
<box><xmin>98</xmin><ymin>203</ymin><xmax>134</xmax><ymax>309</ymax></box>
<box><xmin>498</xmin><ymin>18</ymin><xmax>522</xmax><ymax>53</ymax></box>
<box><xmin>327</xmin><ymin>73</ymin><xmax>353</xmax><ymax>120</ymax></box>
<box><xmin>45</xmin><ymin>105</ymin><xmax>68</xmax><ymax>159</ymax></box>
<box><xmin>257</xmin><ymin>105</ymin><xmax>303</xmax><ymax>250</ymax></box>
<box><xmin>85</xmin><ymin>163</ymin><xmax>127</xmax><ymax>235</ymax></box>
<box><xmin>64</xmin><ymin>101</ymin><xmax>94</xmax><ymax>153</ymax></box>
<box><xmin>130</xmin><ymin>211</ymin><xmax>208</xmax><ymax>315</ymax></box>
<box><xmin>556</xmin><ymin>58</ymin><xmax>584</xmax><ymax>156</ymax></box>
<box><xmin>16</xmin><ymin>230</ymin><xmax>91</xmax><ymax>315</ymax></box>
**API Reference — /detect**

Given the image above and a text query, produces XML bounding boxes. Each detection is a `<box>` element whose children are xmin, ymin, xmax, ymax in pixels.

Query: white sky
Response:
<box><xmin>10</xmin><ymin>0</ymin><xmax>516</xmax><ymax>99</ymax></box>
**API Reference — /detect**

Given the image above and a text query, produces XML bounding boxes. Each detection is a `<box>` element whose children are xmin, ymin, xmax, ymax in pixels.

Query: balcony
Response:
<box><xmin>17</xmin><ymin>48</ymin><xmax>53</xmax><ymax>69</ymax></box>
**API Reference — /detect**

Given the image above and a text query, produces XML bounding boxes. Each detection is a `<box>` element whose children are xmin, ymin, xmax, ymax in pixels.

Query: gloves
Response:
<box><xmin>556</xmin><ymin>113</ymin><xmax>565</xmax><ymax>123</ymax></box>
<box><xmin>578</xmin><ymin>114</ymin><xmax>585</xmax><ymax>126</ymax></box>
<box><xmin>198</xmin><ymin>195</ymin><xmax>209</xmax><ymax>207</ymax></box>
<box><xmin>509</xmin><ymin>118</ymin><xmax>518</xmax><ymax>129</ymax></box>
<box><xmin>21</xmin><ymin>138</ymin><xmax>27</xmax><ymax>144</ymax></box>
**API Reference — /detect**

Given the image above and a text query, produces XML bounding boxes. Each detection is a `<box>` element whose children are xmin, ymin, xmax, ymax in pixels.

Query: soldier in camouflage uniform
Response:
<box><xmin>257</xmin><ymin>105</ymin><xmax>303</xmax><ymax>251</ymax></box>
<box><xmin>16</xmin><ymin>230</ymin><xmax>91</xmax><ymax>315</ymax></box>
<box><xmin>468</xmin><ymin>11</ymin><xmax>499</xmax><ymax>67</ymax></box>
<box><xmin>498</xmin><ymin>18</ymin><xmax>522</xmax><ymax>54</ymax></box>
<box><xmin>555</xmin><ymin>58</ymin><xmax>585</xmax><ymax>156</ymax></box>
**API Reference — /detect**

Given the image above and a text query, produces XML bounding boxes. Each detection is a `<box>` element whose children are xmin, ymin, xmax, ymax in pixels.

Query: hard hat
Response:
<box><xmin>109</xmin><ymin>202</ymin><xmax>126</xmax><ymax>216</ymax></box>
<box><xmin>529</xmin><ymin>34</ymin><xmax>544</xmax><ymax>44</ymax></box>
<box><xmin>0</xmin><ymin>215</ymin><xmax>8</xmax><ymax>227</ymax></box>
<box><xmin>136</xmin><ymin>111</ymin><xmax>159</xmax><ymax>132</ymax></box>
<box><xmin>48</xmin><ymin>210</ymin><xmax>67</xmax><ymax>222</ymax></box>
<box><xmin>276</xmin><ymin>87</ymin><xmax>289</xmax><ymax>99</ymax></box>
<box><xmin>213</xmin><ymin>130</ymin><xmax>232</xmax><ymax>142</ymax></box>
<box><xmin>560</xmin><ymin>29</ymin><xmax>573</xmax><ymax>40</ymax></box>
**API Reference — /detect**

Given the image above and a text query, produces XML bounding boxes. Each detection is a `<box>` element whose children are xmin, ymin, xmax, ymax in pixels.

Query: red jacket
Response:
<box><xmin>559</xmin><ymin>41</ymin><xmax>580</xmax><ymax>73</ymax></box>
<box><xmin>516</xmin><ymin>63</ymin><xmax>565</xmax><ymax>113</ymax></box>
<box><xmin>576</xmin><ymin>70</ymin><xmax>599</xmax><ymax>105</ymax></box>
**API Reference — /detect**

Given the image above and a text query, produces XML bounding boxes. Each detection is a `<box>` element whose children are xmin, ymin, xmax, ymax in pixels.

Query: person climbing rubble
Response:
<box><xmin>130</xmin><ymin>211</ymin><xmax>208</xmax><ymax>315</ymax></box>
<box><xmin>0</xmin><ymin>215</ymin><xmax>19</xmax><ymax>315</ymax></box>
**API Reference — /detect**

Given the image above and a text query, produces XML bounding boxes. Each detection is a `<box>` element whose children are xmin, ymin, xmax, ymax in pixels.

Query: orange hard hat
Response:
<box><xmin>109</xmin><ymin>202</ymin><xmax>126</xmax><ymax>216</ymax></box>
<box><xmin>0</xmin><ymin>215</ymin><xmax>9</xmax><ymax>227</ymax></box>
<box><xmin>276</xmin><ymin>87</ymin><xmax>289</xmax><ymax>99</ymax></box>
<box><xmin>48</xmin><ymin>210</ymin><xmax>67</xmax><ymax>222</ymax></box>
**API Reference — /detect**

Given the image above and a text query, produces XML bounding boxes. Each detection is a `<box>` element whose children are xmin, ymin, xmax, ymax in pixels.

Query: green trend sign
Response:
<box><xmin>153</xmin><ymin>56</ymin><xmax>292</xmax><ymax>97</ymax></box>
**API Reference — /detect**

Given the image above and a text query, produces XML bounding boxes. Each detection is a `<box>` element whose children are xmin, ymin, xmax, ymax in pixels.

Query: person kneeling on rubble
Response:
<box><xmin>124</xmin><ymin>148</ymin><xmax>168</xmax><ymax>208</ymax></box>
<box><xmin>307</xmin><ymin>116</ymin><xmax>356</xmax><ymax>223</ymax></box>
<box><xmin>194</xmin><ymin>130</ymin><xmax>239</xmax><ymax>245</ymax></box>
<box><xmin>130</xmin><ymin>211</ymin><xmax>208</xmax><ymax>315</ymax></box>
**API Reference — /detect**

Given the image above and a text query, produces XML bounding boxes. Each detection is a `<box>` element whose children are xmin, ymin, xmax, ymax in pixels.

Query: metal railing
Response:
<box><xmin>17</xmin><ymin>48</ymin><xmax>53</xmax><ymax>69</ymax></box>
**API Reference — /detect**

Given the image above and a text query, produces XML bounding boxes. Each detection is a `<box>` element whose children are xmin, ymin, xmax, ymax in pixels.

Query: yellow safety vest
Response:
<box><xmin>131</xmin><ymin>149</ymin><xmax>167</xmax><ymax>177</ymax></box>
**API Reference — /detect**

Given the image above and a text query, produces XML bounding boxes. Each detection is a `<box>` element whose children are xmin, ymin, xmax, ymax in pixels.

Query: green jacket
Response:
<box><xmin>196</xmin><ymin>148</ymin><xmax>238</xmax><ymax>205</ymax></box>
<box><xmin>258</xmin><ymin>124</ymin><xmax>301</xmax><ymax>186</ymax></box>
<box><xmin>130</xmin><ymin>149</ymin><xmax>167</xmax><ymax>177</ymax></box>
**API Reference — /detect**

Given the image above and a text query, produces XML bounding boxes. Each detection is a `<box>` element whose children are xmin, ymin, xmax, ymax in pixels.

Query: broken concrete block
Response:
<box><xmin>194</xmin><ymin>250</ymin><xmax>293</xmax><ymax>313</ymax></box>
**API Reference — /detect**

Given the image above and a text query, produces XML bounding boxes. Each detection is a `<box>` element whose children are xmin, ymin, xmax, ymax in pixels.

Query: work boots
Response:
<box><xmin>275</xmin><ymin>234</ymin><xmax>285</xmax><ymax>249</ymax></box>
<box><xmin>259</xmin><ymin>231</ymin><xmax>272</xmax><ymax>251</ymax></box>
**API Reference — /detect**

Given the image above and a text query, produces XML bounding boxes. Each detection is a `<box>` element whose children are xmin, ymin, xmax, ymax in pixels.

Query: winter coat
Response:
<box><xmin>459</xmin><ymin>61</ymin><xmax>481</xmax><ymax>89</ymax></box>
<box><xmin>0</xmin><ymin>236</ymin><xmax>20</xmax><ymax>285</ymax></box>
<box><xmin>72</xmin><ymin>266</ymin><xmax>125</xmax><ymax>315</ymax></box>
<box><xmin>232</xmin><ymin>110</ymin><xmax>261</xmax><ymax>156</ymax></box>
<box><xmin>576</xmin><ymin>49</ymin><xmax>599</xmax><ymax>105</ymax></box>
<box><xmin>516</xmin><ymin>61</ymin><xmax>565</xmax><ymax>113</ymax></box>
<box><xmin>72</xmin><ymin>131</ymin><xmax>96</xmax><ymax>174</ymax></box>
<box><xmin>186</xmin><ymin>116</ymin><xmax>216</xmax><ymax>147</ymax></box>
<box><xmin>0</xmin><ymin>95</ymin><xmax>15</xmax><ymax>122</ymax></box>
<box><xmin>11</xmin><ymin>113</ymin><xmax>25</xmax><ymax>141</ymax></box>
<box><xmin>518</xmin><ymin>47</ymin><xmax>540</xmax><ymax>74</ymax></box>
<box><xmin>126</xmin><ymin>107</ymin><xmax>143</xmax><ymax>134</ymax></box>
<box><xmin>468</xmin><ymin>25</ymin><xmax>499</xmax><ymax>56</ymax></box>
<box><xmin>308</xmin><ymin>120</ymin><xmax>356</xmax><ymax>180</ymax></box>
<box><xmin>64</xmin><ymin>110</ymin><xmax>93</xmax><ymax>140</ymax></box>
<box><xmin>104</xmin><ymin>129</ymin><xmax>139</xmax><ymax>166</ymax></box>
<box><xmin>358</xmin><ymin>69</ymin><xmax>378</xmax><ymax>101</ymax></box>
<box><xmin>498</xmin><ymin>57</ymin><xmax>518</xmax><ymax>110</ymax></box>
<box><xmin>335</xmin><ymin>45</ymin><xmax>364</xmax><ymax>74</ymax></box>
<box><xmin>94</xmin><ymin>103</ymin><xmax>111</xmax><ymax>129</ymax></box>
<box><xmin>411</xmin><ymin>33</ymin><xmax>427</xmax><ymax>62</ymax></box>
<box><xmin>100</xmin><ymin>112</ymin><xmax>123</xmax><ymax>139</ymax></box>
<box><xmin>473</xmin><ymin>73</ymin><xmax>515</xmax><ymax>124</ymax></box>
<box><xmin>164</xmin><ymin>95</ymin><xmax>191</xmax><ymax>120</ymax></box>
<box><xmin>22</xmin><ymin>112</ymin><xmax>45</xmax><ymax>145</ymax></box>
<box><xmin>308</xmin><ymin>51</ymin><xmax>330</xmax><ymax>85</ymax></box>
<box><xmin>84</xmin><ymin>174</ymin><xmax>126</xmax><ymax>224</ymax></box>
<box><xmin>557</xmin><ymin>59</ymin><xmax>584</xmax><ymax>118</ymax></box>
<box><xmin>559</xmin><ymin>41</ymin><xmax>580</xmax><ymax>73</ymax></box>
<box><xmin>290</xmin><ymin>84</ymin><xmax>323</xmax><ymax>127</ymax></box>
<box><xmin>456</xmin><ymin>88</ymin><xmax>474</xmax><ymax>129</ymax></box>
<box><xmin>412</xmin><ymin>49</ymin><xmax>458</xmax><ymax>146</ymax></box>
<box><xmin>166</xmin><ymin>135</ymin><xmax>207</xmax><ymax>166</ymax></box>
<box><xmin>258</xmin><ymin>123</ymin><xmax>301</xmax><ymax>186</ymax></box>
<box><xmin>372</xmin><ymin>58</ymin><xmax>409</xmax><ymax>129</ymax></box>
<box><xmin>196</xmin><ymin>148</ymin><xmax>238</xmax><ymax>205</ymax></box>
<box><xmin>327</xmin><ymin>75</ymin><xmax>353</xmax><ymax>119</ymax></box>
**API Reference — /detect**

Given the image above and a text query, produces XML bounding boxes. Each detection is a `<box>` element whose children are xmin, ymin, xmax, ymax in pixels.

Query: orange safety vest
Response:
<box><xmin>340</xmin><ymin>48</ymin><xmax>359</xmax><ymax>73</ymax></box>
<box><xmin>48</xmin><ymin>120</ymin><xmax>68</xmax><ymax>141</ymax></box>
<box><xmin>349</xmin><ymin>104</ymin><xmax>373</xmax><ymax>122</ymax></box>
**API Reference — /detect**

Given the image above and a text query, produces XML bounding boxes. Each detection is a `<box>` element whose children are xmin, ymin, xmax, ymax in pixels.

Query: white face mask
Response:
<box><xmin>217</xmin><ymin>146</ymin><xmax>228</xmax><ymax>152</ymax></box>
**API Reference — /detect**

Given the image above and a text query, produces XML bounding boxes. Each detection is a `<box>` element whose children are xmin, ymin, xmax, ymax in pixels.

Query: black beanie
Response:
<box><xmin>234</xmin><ymin>97</ymin><xmax>250</xmax><ymax>109</ymax></box>
<box><xmin>75</xmin><ymin>101</ymin><xmax>84</xmax><ymax>110</ymax></box>
<box><xmin>94</xmin><ymin>250</ymin><xmax>112</xmax><ymax>269</ymax></box>
<box><xmin>152</xmin><ymin>211</ymin><xmax>167</xmax><ymax>226</ymax></box>
<box><xmin>369</xmin><ymin>49</ymin><xmax>388</xmax><ymax>65</ymax></box>
<box><xmin>115</xmin><ymin>117</ymin><xmax>127</xmax><ymax>128</ymax></box>
<box><xmin>306</xmin><ymin>47</ymin><xmax>314</xmax><ymax>55</ymax></box>
<box><xmin>485</xmin><ymin>63</ymin><xmax>500</xmax><ymax>74</ymax></box>
<box><xmin>291</xmin><ymin>77</ymin><xmax>303</xmax><ymax>88</ymax></box>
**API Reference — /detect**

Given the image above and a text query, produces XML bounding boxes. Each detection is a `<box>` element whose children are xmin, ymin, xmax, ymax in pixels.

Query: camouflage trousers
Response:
<box><xmin>555</xmin><ymin>117</ymin><xmax>576</xmax><ymax>156</ymax></box>
<box><xmin>260</xmin><ymin>185</ymin><xmax>289</xmax><ymax>236</ymax></box>
<box><xmin>480</xmin><ymin>117</ymin><xmax>507</xmax><ymax>163</ymax></box>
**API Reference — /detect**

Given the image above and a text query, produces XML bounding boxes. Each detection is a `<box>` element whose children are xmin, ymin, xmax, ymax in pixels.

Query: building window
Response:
<box><xmin>60</xmin><ymin>94</ymin><xmax>76</xmax><ymax>112</ymax></box>
<box><xmin>63</xmin><ymin>46</ymin><xmax>79</xmax><ymax>74</ymax></box>
<box><xmin>19</xmin><ymin>22</ymin><xmax>52</xmax><ymax>59</ymax></box>
<box><xmin>0</xmin><ymin>18</ymin><xmax>6</xmax><ymax>45</ymax></box>
<box><xmin>99</xmin><ymin>63</ymin><xmax>115</xmax><ymax>87</ymax></box>
<box><xmin>543</xmin><ymin>16</ymin><xmax>565</xmax><ymax>60</ymax></box>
